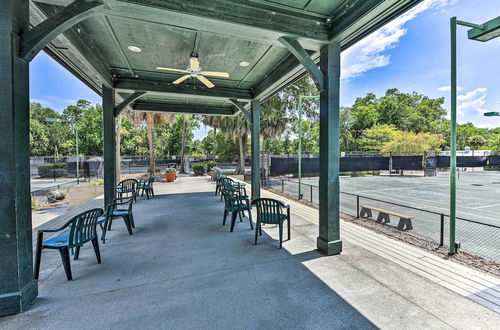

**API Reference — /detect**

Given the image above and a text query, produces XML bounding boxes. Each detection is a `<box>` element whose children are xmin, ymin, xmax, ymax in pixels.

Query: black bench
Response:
<box><xmin>359</xmin><ymin>205</ymin><xmax>413</xmax><ymax>230</ymax></box>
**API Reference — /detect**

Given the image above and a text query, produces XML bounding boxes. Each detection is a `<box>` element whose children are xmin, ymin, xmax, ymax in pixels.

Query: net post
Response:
<box><xmin>356</xmin><ymin>195</ymin><xmax>360</xmax><ymax>219</ymax></box>
<box><xmin>440</xmin><ymin>214</ymin><xmax>445</xmax><ymax>246</ymax></box>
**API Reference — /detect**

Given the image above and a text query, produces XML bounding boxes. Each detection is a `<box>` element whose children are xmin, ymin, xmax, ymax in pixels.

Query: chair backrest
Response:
<box><xmin>251</xmin><ymin>198</ymin><xmax>285</xmax><ymax>222</ymax></box>
<box><xmin>117</xmin><ymin>178</ymin><xmax>138</xmax><ymax>198</ymax></box>
<box><xmin>68</xmin><ymin>208</ymin><xmax>104</xmax><ymax>248</ymax></box>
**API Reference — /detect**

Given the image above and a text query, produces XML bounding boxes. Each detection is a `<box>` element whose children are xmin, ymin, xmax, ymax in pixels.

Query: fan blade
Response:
<box><xmin>197</xmin><ymin>76</ymin><xmax>215</xmax><ymax>88</ymax></box>
<box><xmin>190</xmin><ymin>57</ymin><xmax>199</xmax><ymax>70</ymax></box>
<box><xmin>202</xmin><ymin>71</ymin><xmax>229</xmax><ymax>78</ymax></box>
<box><xmin>172</xmin><ymin>75</ymin><xmax>191</xmax><ymax>84</ymax></box>
<box><xmin>156</xmin><ymin>67</ymin><xmax>187</xmax><ymax>73</ymax></box>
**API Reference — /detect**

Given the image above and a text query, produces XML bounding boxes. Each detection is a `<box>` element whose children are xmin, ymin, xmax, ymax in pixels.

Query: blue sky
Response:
<box><xmin>30</xmin><ymin>0</ymin><xmax>500</xmax><ymax>139</ymax></box>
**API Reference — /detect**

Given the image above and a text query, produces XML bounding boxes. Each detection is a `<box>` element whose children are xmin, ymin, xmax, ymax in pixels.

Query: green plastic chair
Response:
<box><xmin>214</xmin><ymin>172</ymin><xmax>227</xmax><ymax>196</ymax></box>
<box><xmin>116</xmin><ymin>178</ymin><xmax>138</xmax><ymax>202</ymax></box>
<box><xmin>251</xmin><ymin>198</ymin><xmax>291</xmax><ymax>248</ymax></box>
<box><xmin>221</xmin><ymin>182</ymin><xmax>253</xmax><ymax>232</ymax></box>
<box><xmin>98</xmin><ymin>193</ymin><xmax>136</xmax><ymax>243</ymax></box>
<box><xmin>138</xmin><ymin>175</ymin><xmax>155</xmax><ymax>199</ymax></box>
<box><xmin>34</xmin><ymin>208</ymin><xmax>104</xmax><ymax>281</ymax></box>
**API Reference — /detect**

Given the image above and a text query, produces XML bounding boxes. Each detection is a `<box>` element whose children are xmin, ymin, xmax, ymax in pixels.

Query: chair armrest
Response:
<box><xmin>37</xmin><ymin>216</ymin><xmax>73</xmax><ymax>233</ymax></box>
<box><xmin>285</xmin><ymin>205</ymin><xmax>290</xmax><ymax>210</ymax></box>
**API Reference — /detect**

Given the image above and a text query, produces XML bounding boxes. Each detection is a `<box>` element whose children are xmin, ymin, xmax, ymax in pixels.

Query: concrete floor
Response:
<box><xmin>1</xmin><ymin>177</ymin><xmax>499</xmax><ymax>329</ymax></box>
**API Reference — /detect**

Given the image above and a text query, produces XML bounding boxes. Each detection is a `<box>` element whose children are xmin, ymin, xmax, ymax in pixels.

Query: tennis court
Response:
<box><xmin>267</xmin><ymin>170</ymin><xmax>500</xmax><ymax>261</ymax></box>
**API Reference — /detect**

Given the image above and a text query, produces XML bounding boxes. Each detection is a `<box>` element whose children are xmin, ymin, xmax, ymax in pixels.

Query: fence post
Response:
<box><xmin>356</xmin><ymin>195</ymin><xmax>360</xmax><ymax>218</ymax></box>
<box><xmin>310</xmin><ymin>185</ymin><xmax>313</xmax><ymax>203</ymax></box>
<box><xmin>281</xmin><ymin>179</ymin><xmax>284</xmax><ymax>193</ymax></box>
<box><xmin>440</xmin><ymin>214</ymin><xmax>445</xmax><ymax>246</ymax></box>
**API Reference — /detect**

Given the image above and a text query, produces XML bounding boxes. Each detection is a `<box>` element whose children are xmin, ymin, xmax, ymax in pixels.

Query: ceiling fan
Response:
<box><xmin>156</xmin><ymin>56</ymin><xmax>229</xmax><ymax>88</ymax></box>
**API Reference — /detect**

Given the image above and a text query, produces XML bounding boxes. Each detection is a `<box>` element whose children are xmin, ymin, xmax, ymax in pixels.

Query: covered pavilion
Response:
<box><xmin>3</xmin><ymin>0</ymin><xmax>425</xmax><ymax>315</ymax></box>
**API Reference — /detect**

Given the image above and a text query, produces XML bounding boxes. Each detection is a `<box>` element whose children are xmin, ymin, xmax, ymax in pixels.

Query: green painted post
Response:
<box><xmin>449</xmin><ymin>17</ymin><xmax>458</xmax><ymax>254</ymax></box>
<box><xmin>0</xmin><ymin>0</ymin><xmax>38</xmax><ymax>316</ymax></box>
<box><xmin>317</xmin><ymin>43</ymin><xmax>342</xmax><ymax>255</ymax></box>
<box><xmin>298</xmin><ymin>97</ymin><xmax>302</xmax><ymax>199</ymax></box>
<box><xmin>251</xmin><ymin>99</ymin><xmax>261</xmax><ymax>201</ymax></box>
<box><xmin>103</xmin><ymin>86</ymin><xmax>116</xmax><ymax>207</ymax></box>
<box><xmin>75</xmin><ymin>123</ymin><xmax>79</xmax><ymax>183</ymax></box>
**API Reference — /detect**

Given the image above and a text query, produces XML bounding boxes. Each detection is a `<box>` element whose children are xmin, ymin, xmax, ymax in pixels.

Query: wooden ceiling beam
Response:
<box><xmin>114</xmin><ymin>77</ymin><xmax>253</xmax><ymax>100</ymax></box>
<box><xmin>133</xmin><ymin>101</ymin><xmax>236</xmax><ymax>116</ymax></box>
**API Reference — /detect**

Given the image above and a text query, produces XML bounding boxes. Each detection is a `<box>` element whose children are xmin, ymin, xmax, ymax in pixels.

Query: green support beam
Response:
<box><xmin>278</xmin><ymin>37</ymin><xmax>324</xmax><ymax>90</ymax></box>
<box><xmin>103</xmin><ymin>86</ymin><xmax>116</xmax><ymax>207</ymax></box>
<box><xmin>133</xmin><ymin>101</ymin><xmax>236</xmax><ymax>116</ymax></box>
<box><xmin>229</xmin><ymin>99</ymin><xmax>251</xmax><ymax>121</ymax></box>
<box><xmin>251</xmin><ymin>100</ymin><xmax>261</xmax><ymax>201</ymax></box>
<box><xmin>0</xmin><ymin>0</ymin><xmax>38</xmax><ymax>316</ymax></box>
<box><xmin>20</xmin><ymin>0</ymin><xmax>106</xmax><ymax>62</ymax></box>
<box><xmin>107</xmin><ymin>0</ymin><xmax>328</xmax><ymax>44</ymax></box>
<box><xmin>114</xmin><ymin>77</ymin><xmax>253</xmax><ymax>100</ymax></box>
<box><xmin>114</xmin><ymin>92</ymin><xmax>146</xmax><ymax>117</ymax></box>
<box><xmin>317</xmin><ymin>43</ymin><xmax>342</xmax><ymax>256</ymax></box>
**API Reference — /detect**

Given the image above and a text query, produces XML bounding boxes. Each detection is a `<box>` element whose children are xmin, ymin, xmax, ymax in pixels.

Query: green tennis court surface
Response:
<box><xmin>268</xmin><ymin>170</ymin><xmax>500</xmax><ymax>261</ymax></box>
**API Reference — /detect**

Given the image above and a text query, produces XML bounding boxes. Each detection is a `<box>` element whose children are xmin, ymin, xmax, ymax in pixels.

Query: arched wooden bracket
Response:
<box><xmin>20</xmin><ymin>1</ymin><xmax>107</xmax><ymax>62</ymax></box>
<box><xmin>229</xmin><ymin>99</ymin><xmax>251</xmax><ymax>121</ymax></box>
<box><xmin>114</xmin><ymin>92</ymin><xmax>146</xmax><ymax>117</ymax></box>
<box><xmin>278</xmin><ymin>36</ymin><xmax>324</xmax><ymax>91</ymax></box>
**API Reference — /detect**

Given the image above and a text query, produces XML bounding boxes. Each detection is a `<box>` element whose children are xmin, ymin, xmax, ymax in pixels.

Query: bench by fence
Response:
<box><xmin>359</xmin><ymin>205</ymin><xmax>413</xmax><ymax>230</ymax></box>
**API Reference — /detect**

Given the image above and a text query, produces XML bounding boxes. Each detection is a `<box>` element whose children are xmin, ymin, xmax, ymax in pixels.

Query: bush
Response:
<box><xmin>37</xmin><ymin>163</ymin><xmax>67</xmax><ymax>178</ymax></box>
<box><xmin>192</xmin><ymin>163</ymin><xmax>205</xmax><ymax>176</ymax></box>
<box><xmin>205</xmin><ymin>160</ymin><xmax>216</xmax><ymax>172</ymax></box>
<box><xmin>164</xmin><ymin>168</ymin><xmax>176</xmax><ymax>174</ymax></box>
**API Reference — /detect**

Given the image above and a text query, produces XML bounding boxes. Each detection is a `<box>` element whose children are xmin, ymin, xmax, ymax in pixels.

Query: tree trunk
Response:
<box><xmin>146</xmin><ymin>113</ymin><xmax>155</xmax><ymax>173</ymax></box>
<box><xmin>115</xmin><ymin>114</ymin><xmax>122</xmax><ymax>182</ymax></box>
<box><xmin>180</xmin><ymin>115</ymin><xmax>188</xmax><ymax>173</ymax></box>
<box><xmin>235</xmin><ymin>135</ymin><xmax>246</xmax><ymax>175</ymax></box>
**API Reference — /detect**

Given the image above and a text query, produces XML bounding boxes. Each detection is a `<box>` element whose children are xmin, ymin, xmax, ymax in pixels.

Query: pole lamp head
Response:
<box><xmin>484</xmin><ymin>111</ymin><xmax>500</xmax><ymax>117</ymax></box>
<box><xmin>468</xmin><ymin>16</ymin><xmax>500</xmax><ymax>41</ymax></box>
<box><xmin>45</xmin><ymin>117</ymin><xmax>61</xmax><ymax>123</ymax></box>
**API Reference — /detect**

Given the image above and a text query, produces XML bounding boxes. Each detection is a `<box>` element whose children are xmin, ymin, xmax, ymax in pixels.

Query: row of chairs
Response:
<box><xmin>34</xmin><ymin>176</ymin><xmax>155</xmax><ymax>281</ymax></box>
<box><xmin>213</xmin><ymin>171</ymin><xmax>291</xmax><ymax>248</ymax></box>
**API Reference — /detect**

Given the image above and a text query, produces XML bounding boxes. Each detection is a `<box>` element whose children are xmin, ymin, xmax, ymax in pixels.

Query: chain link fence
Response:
<box><xmin>265</xmin><ymin>177</ymin><xmax>500</xmax><ymax>262</ymax></box>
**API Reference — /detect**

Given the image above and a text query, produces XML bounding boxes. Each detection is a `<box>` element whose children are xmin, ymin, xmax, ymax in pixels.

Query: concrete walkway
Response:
<box><xmin>1</xmin><ymin>176</ymin><xmax>498</xmax><ymax>329</ymax></box>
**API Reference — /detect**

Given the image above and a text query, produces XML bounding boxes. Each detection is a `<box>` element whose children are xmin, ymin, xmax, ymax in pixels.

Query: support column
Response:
<box><xmin>0</xmin><ymin>0</ymin><xmax>38</xmax><ymax>315</ymax></box>
<box><xmin>317</xmin><ymin>44</ymin><xmax>342</xmax><ymax>255</ymax></box>
<box><xmin>103</xmin><ymin>86</ymin><xmax>116</xmax><ymax>207</ymax></box>
<box><xmin>251</xmin><ymin>100</ymin><xmax>261</xmax><ymax>200</ymax></box>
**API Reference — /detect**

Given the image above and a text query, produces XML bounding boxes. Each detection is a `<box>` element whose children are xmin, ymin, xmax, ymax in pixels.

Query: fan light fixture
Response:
<box><xmin>127</xmin><ymin>45</ymin><xmax>142</xmax><ymax>53</ymax></box>
<box><xmin>156</xmin><ymin>56</ymin><xmax>230</xmax><ymax>88</ymax></box>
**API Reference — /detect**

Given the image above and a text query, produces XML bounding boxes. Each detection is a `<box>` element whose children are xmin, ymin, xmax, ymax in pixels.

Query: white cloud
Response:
<box><xmin>437</xmin><ymin>85</ymin><xmax>464</xmax><ymax>92</ymax></box>
<box><xmin>457</xmin><ymin>87</ymin><xmax>488</xmax><ymax>117</ymax></box>
<box><xmin>341</xmin><ymin>0</ymin><xmax>456</xmax><ymax>80</ymax></box>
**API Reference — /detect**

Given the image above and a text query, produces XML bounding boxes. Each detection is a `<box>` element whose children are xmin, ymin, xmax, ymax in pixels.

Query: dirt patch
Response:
<box><xmin>263</xmin><ymin>186</ymin><xmax>500</xmax><ymax>277</ymax></box>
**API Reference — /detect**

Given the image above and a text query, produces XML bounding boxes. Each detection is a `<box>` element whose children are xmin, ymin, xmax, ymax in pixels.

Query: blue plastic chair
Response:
<box><xmin>34</xmin><ymin>208</ymin><xmax>104</xmax><ymax>281</ymax></box>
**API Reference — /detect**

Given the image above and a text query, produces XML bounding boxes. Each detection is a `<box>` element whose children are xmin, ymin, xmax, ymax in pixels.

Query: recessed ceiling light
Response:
<box><xmin>239</xmin><ymin>61</ymin><xmax>250</xmax><ymax>67</ymax></box>
<box><xmin>127</xmin><ymin>45</ymin><xmax>142</xmax><ymax>53</ymax></box>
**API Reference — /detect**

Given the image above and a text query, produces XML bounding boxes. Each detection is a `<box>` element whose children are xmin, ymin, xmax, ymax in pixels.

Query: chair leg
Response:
<box><xmin>100</xmin><ymin>221</ymin><xmax>108</xmax><ymax>243</ymax></box>
<box><xmin>129</xmin><ymin>213</ymin><xmax>135</xmax><ymax>228</ymax></box>
<box><xmin>222</xmin><ymin>209</ymin><xmax>228</xmax><ymax>226</ymax></box>
<box><xmin>254</xmin><ymin>221</ymin><xmax>259</xmax><ymax>245</ymax></box>
<box><xmin>145</xmin><ymin>189</ymin><xmax>150</xmax><ymax>200</ymax></box>
<box><xmin>108</xmin><ymin>218</ymin><xmax>113</xmax><ymax>230</ymax></box>
<box><xmin>141</xmin><ymin>189</ymin><xmax>144</xmax><ymax>197</ymax></box>
<box><xmin>230</xmin><ymin>212</ymin><xmax>238</xmax><ymax>232</ymax></box>
<box><xmin>92</xmin><ymin>238</ymin><xmax>101</xmax><ymax>264</ymax></box>
<box><xmin>58</xmin><ymin>247</ymin><xmax>73</xmax><ymax>281</ymax></box>
<box><xmin>248</xmin><ymin>208</ymin><xmax>254</xmax><ymax>230</ymax></box>
<box><xmin>150</xmin><ymin>188</ymin><xmax>154</xmax><ymax>198</ymax></box>
<box><xmin>123</xmin><ymin>215</ymin><xmax>133</xmax><ymax>235</ymax></box>
<box><xmin>34</xmin><ymin>235</ymin><xmax>43</xmax><ymax>279</ymax></box>
<box><xmin>238</xmin><ymin>211</ymin><xmax>243</xmax><ymax>222</ymax></box>
<box><xmin>259</xmin><ymin>223</ymin><xmax>262</xmax><ymax>236</ymax></box>
<box><xmin>287</xmin><ymin>218</ymin><xmax>291</xmax><ymax>240</ymax></box>
<box><xmin>74</xmin><ymin>246</ymin><xmax>81</xmax><ymax>260</ymax></box>
<box><xmin>279</xmin><ymin>222</ymin><xmax>283</xmax><ymax>249</ymax></box>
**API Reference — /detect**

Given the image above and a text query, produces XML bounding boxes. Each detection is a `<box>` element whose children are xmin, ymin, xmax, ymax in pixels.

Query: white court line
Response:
<box><xmin>472</xmin><ymin>203</ymin><xmax>500</xmax><ymax>210</ymax></box>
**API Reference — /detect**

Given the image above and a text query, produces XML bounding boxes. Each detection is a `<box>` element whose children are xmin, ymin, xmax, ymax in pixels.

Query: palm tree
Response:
<box><xmin>179</xmin><ymin>114</ymin><xmax>188</xmax><ymax>173</ymax></box>
<box><xmin>126</xmin><ymin>111</ymin><xmax>174</xmax><ymax>173</ymax></box>
<box><xmin>261</xmin><ymin>99</ymin><xmax>287</xmax><ymax>153</ymax></box>
<box><xmin>217</xmin><ymin>114</ymin><xmax>251</xmax><ymax>175</ymax></box>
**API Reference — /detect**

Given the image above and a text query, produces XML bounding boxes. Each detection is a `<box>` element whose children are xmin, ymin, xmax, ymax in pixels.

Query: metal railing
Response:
<box><xmin>265</xmin><ymin>177</ymin><xmax>500</xmax><ymax>262</ymax></box>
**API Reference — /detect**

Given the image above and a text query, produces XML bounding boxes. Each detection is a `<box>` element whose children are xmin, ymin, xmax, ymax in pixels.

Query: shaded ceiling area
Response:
<box><xmin>29</xmin><ymin>0</ymin><xmax>422</xmax><ymax>115</ymax></box>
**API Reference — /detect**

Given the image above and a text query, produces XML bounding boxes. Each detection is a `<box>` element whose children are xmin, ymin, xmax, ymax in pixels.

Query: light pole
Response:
<box><xmin>45</xmin><ymin>117</ymin><xmax>80</xmax><ymax>184</ymax></box>
<box><xmin>449</xmin><ymin>16</ymin><xmax>500</xmax><ymax>254</ymax></box>
<box><xmin>297</xmin><ymin>95</ymin><xmax>319</xmax><ymax>199</ymax></box>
